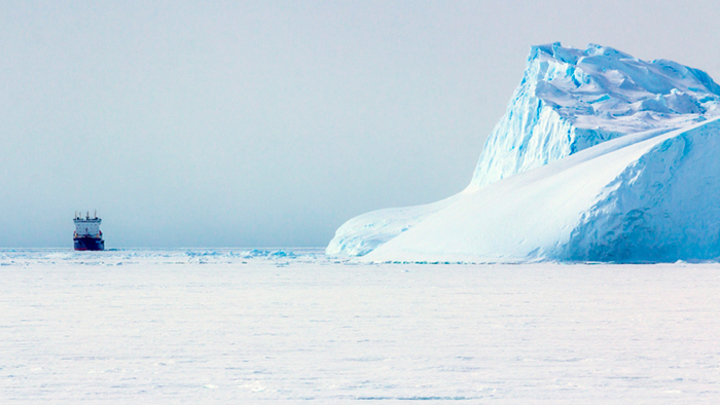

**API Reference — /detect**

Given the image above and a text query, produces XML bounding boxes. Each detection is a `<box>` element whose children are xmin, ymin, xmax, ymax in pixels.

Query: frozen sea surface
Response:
<box><xmin>1</xmin><ymin>249</ymin><xmax>719</xmax><ymax>403</ymax></box>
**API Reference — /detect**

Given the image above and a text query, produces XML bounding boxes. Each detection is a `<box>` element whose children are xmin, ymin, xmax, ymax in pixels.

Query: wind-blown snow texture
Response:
<box><xmin>328</xmin><ymin>43</ymin><xmax>720</xmax><ymax>262</ymax></box>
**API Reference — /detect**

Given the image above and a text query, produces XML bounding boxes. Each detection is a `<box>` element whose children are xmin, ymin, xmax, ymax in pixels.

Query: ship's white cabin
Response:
<box><xmin>74</xmin><ymin>211</ymin><xmax>102</xmax><ymax>237</ymax></box>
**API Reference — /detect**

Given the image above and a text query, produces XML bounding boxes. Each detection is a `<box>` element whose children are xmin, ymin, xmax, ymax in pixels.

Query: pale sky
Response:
<box><xmin>1</xmin><ymin>0</ymin><xmax>719</xmax><ymax>248</ymax></box>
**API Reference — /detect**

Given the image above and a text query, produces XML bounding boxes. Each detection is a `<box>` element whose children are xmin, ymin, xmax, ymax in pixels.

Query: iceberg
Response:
<box><xmin>327</xmin><ymin>43</ymin><xmax>720</xmax><ymax>262</ymax></box>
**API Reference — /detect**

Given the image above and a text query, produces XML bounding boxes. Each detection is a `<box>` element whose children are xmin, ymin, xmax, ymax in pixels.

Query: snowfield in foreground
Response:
<box><xmin>2</xmin><ymin>249</ymin><xmax>720</xmax><ymax>403</ymax></box>
<box><xmin>328</xmin><ymin>43</ymin><xmax>720</xmax><ymax>262</ymax></box>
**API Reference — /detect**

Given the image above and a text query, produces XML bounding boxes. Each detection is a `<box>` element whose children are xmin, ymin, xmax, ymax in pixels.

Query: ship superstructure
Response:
<box><xmin>74</xmin><ymin>211</ymin><xmax>104</xmax><ymax>251</ymax></box>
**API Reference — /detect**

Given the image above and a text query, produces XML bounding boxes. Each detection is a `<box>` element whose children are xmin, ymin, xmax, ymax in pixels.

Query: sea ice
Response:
<box><xmin>2</xmin><ymin>251</ymin><xmax>720</xmax><ymax>402</ymax></box>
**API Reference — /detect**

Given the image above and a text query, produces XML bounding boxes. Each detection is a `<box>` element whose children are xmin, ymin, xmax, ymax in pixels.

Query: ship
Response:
<box><xmin>74</xmin><ymin>211</ymin><xmax>104</xmax><ymax>251</ymax></box>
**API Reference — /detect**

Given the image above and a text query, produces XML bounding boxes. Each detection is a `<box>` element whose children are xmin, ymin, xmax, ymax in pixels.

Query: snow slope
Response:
<box><xmin>325</xmin><ymin>195</ymin><xmax>458</xmax><ymax>257</ymax></box>
<box><xmin>328</xmin><ymin>43</ymin><xmax>720</xmax><ymax>262</ymax></box>
<box><xmin>366</xmin><ymin>118</ymin><xmax>720</xmax><ymax>262</ymax></box>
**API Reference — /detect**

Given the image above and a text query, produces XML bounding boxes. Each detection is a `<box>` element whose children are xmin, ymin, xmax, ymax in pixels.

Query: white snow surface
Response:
<box><xmin>328</xmin><ymin>43</ymin><xmax>720</xmax><ymax>262</ymax></box>
<box><xmin>3</xmin><ymin>250</ymin><xmax>720</xmax><ymax>403</ymax></box>
<box><xmin>325</xmin><ymin>195</ymin><xmax>459</xmax><ymax>257</ymax></box>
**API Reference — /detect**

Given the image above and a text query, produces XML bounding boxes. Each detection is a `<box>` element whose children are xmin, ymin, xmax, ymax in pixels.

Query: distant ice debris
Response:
<box><xmin>0</xmin><ymin>248</ymin><xmax>326</xmax><ymax>266</ymax></box>
<box><xmin>327</xmin><ymin>43</ymin><xmax>720</xmax><ymax>262</ymax></box>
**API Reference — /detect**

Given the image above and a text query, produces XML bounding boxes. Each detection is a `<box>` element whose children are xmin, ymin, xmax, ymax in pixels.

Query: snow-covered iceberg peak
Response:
<box><xmin>327</xmin><ymin>43</ymin><xmax>720</xmax><ymax>261</ymax></box>
<box><xmin>471</xmin><ymin>42</ymin><xmax>720</xmax><ymax>188</ymax></box>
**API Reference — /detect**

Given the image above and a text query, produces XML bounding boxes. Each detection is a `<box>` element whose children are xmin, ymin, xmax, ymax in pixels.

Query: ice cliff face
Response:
<box><xmin>472</xmin><ymin>42</ymin><xmax>720</xmax><ymax>188</ymax></box>
<box><xmin>328</xmin><ymin>43</ymin><xmax>720</xmax><ymax>262</ymax></box>
<box><xmin>564</xmin><ymin>119</ymin><xmax>720</xmax><ymax>261</ymax></box>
